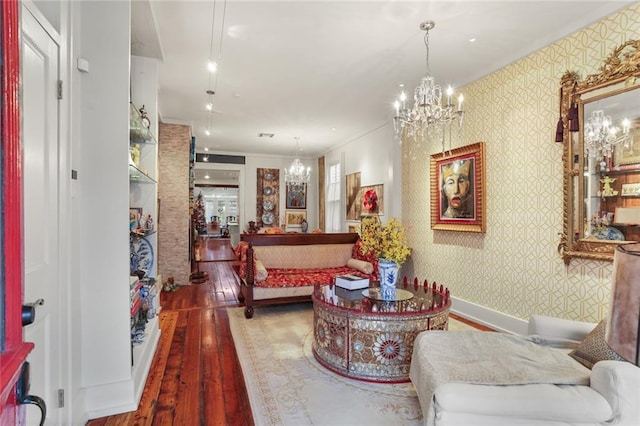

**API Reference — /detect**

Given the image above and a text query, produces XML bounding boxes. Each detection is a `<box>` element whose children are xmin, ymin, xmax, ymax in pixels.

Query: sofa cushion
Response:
<box><xmin>590</xmin><ymin>360</ymin><xmax>640</xmax><ymax>425</ymax></box>
<box><xmin>569</xmin><ymin>319</ymin><xmax>625</xmax><ymax>369</ymax></box>
<box><xmin>257</xmin><ymin>266</ymin><xmax>366</xmax><ymax>288</ymax></box>
<box><xmin>435</xmin><ymin>382</ymin><xmax>613</xmax><ymax>423</ymax></box>
<box><xmin>254</xmin><ymin>244</ymin><xmax>354</xmax><ymax>269</ymax></box>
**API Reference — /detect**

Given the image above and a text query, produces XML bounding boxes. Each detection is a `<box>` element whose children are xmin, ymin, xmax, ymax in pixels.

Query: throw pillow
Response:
<box><xmin>346</xmin><ymin>258</ymin><xmax>374</xmax><ymax>274</ymax></box>
<box><xmin>351</xmin><ymin>239</ymin><xmax>379</xmax><ymax>279</ymax></box>
<box><xmin>569</xmin><ymin>319</ymin><xmax>625</xmax><ymax>368</ymax></box>
<box><xmin>234</xmin><ymin>241</ymin><xmax>250</xmax><ymax>261</ymax></box>
<box><xmin>255</xmin><ymin>259</ymin><xmax>268</xmax><ymax>282</ymax></box>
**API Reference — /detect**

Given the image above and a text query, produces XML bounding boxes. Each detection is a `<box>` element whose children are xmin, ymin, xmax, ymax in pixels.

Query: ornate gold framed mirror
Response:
<box><xmin>558</xmin><ymin>40</ymin><xmax>640</xmax><ymax>264</ymax></box>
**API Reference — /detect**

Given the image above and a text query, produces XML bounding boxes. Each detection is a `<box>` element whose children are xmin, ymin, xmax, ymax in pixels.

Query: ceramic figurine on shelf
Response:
<box><xmin>131</xmin><ymin>143</ymin><xmax>141</xmax><ymax>166</ymax></box>
<box><xmin>248</xmin><ymin>221</ymin><xmax>259</xmax><ymax>233</ymax></box>
<box><xmin>128</xmin><ymin>148</ymin><xmax>136</xmax><ymax>166</ymax></box>
<box><xmin>600</xmin><ymin>176</ymin><xmax>619</xmax><ymax>197</ymax></box>
<box><xmin>139</xmin><ymin>105</ymin><xmax>151</xmax><ymax>129</ymax></box>
<box><xmin>145</xmin><ymin>214</ymin><xmax>154</xmax><ymax>232</ymax></box>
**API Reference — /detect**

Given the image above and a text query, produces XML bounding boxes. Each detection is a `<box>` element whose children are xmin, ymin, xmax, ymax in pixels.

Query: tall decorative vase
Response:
<box><xmin>378</xmin><ymin>258</ymin><xmax>399</xmax><ymax>300</ymax></box>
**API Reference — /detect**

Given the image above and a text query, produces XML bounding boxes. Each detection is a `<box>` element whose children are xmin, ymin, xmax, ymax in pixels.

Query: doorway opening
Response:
<box><xmin>192</xmin><ymin>165</ymin><xmax>243</xmax><ymax>247</ymax></box>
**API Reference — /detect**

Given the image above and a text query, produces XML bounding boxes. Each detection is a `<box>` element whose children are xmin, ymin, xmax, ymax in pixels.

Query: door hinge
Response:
<box><xmin>57</xmin><ymin>80</ymin><xmax>63</xmax><ymax>100</ymax></box>
<box><xmin>57</xmin><ymin>389</ymin><xmax>64</xmax><ymax>408</ymax></box>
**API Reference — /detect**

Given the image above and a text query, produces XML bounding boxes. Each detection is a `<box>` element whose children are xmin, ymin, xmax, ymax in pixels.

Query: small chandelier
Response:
<box><xmin>284</xmin><ymin>137</ymin><xmax>311</xmax><ymax>184</ymax></box>
<box><xmin>393</xmin><ymin>20</ymin><xmax>464</xmax><ymax>148</ymax></box>
<box><xmin>584</xmin><ymin>109</ymin><xmax>631</xmax><ymax>166</ymax></box>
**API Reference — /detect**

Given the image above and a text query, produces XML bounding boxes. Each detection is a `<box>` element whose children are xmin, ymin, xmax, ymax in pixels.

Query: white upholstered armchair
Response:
<box><xmin>410</xmin><ymin>315</ymin><xmax>640</xmax><ymax>426</ymax></box>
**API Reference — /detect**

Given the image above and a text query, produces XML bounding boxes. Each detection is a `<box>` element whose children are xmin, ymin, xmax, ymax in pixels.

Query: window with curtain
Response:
<box><xmin>326</xmin><ymin>162</ymin><xmax>342</xmax><ymax>232</ymax></box>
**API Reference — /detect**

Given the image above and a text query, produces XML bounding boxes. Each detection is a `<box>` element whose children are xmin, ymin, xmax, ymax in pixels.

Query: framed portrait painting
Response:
<box><xmin>286</xmin><ymin>182</ymin><xmax>307</xmax><ymax>209</ymax></box>
<box><xmin>430</xmin><ymin>142</ymin><xmax>486</xmax><ymax>233</ymax></box>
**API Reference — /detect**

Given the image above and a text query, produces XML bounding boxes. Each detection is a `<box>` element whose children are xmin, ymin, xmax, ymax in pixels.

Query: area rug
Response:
<box><xmin>227</xmin><ymin>303</ymin><xmax>475</xmax><ymax>426</ymax></box>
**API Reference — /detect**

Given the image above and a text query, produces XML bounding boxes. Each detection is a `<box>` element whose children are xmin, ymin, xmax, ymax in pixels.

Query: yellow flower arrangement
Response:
<box><xmin>358</xmin><ymin>216</ymin><xmax>411</xmax><ymax>266</ymax></box>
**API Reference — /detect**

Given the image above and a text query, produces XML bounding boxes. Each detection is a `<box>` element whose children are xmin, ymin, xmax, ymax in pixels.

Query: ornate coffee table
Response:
<box><xmin>311</xmin><ymin>279</ymin><xmax>451</xmax><ymax>383</ymax></box>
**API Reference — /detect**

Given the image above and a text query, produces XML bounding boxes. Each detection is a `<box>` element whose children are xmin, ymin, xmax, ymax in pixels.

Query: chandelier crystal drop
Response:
<box><xmin>284</xmin><ymin>137</ymin><xmax>311</xmax><ymax>184</ymax></box>
<box><xmin>584</xmin><ymin>109</ymin><xmax>631</xmax><ymax>167</ymax></box>
<box><xmin>393</xmin><ymin>20</ymin><xmax>464</xmax><ymax>151</ymax></box>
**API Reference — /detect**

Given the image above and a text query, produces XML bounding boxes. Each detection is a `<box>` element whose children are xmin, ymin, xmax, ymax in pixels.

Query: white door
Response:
<box><xmin>21</xmin><ymin>6</ymin><xmax>62</xmax><ymax>425</ymax></box>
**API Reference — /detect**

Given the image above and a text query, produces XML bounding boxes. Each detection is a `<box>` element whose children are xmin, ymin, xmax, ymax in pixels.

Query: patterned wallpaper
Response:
<box><xmin>402</xmin><ymin>4</ymin><xmax>640</xmax><ymax>323</ymax></box>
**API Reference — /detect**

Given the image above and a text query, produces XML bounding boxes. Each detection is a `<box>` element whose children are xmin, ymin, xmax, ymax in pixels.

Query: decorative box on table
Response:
<box><xmin>335</xmin><ymin>285</ymin><xmax>366</xmax><ymax>300</ymax></box>
<box><xmin>335</xmin><ymin>274</ymin><xmax>370</xmax><ymax>290</ymax></box>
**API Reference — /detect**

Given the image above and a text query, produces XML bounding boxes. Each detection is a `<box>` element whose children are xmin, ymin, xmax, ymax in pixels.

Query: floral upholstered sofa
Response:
<box><xmin>235</xmin><ymin>232</ymin><xmax>376</xmax><ymax>318</ymax></box>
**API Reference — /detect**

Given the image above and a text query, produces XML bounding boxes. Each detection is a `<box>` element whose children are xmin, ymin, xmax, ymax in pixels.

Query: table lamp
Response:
<box><xmin>606</xmin><ymin>243</ymin><xmax>640</xmax><ymax>366</ymax></box>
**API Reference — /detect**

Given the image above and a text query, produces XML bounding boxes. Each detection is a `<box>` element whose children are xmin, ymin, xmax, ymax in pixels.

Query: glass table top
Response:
<box><xmin>361</xmin><ymin>287</ymin><xmax>414</xmax><ymax>302</ymax></box>
<box><xmin>313</xmin><ymin>281</ymin><xmax>449</xmax><ymax>315</ymax></box>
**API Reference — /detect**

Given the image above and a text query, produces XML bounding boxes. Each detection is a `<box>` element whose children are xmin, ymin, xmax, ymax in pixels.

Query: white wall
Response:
<box><xmin>76</xmin><ymin>0</ymin><xmax>136</xmax><ymax>417</ymax></box>
<box><xmin>323</xmin><ymin>122</ymin><xmax>401</xmax><ymax>228</ymax></box>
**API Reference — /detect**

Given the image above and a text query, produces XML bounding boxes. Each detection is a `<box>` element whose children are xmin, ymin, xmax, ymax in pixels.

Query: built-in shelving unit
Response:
<box><xmin>129</xmin><ymin>101</ymin><xmax>161</xmax><ymax>391</ymax></box>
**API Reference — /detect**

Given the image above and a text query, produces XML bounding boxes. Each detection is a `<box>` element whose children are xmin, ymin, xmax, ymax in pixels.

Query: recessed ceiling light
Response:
<box><xmin>203</xmin><ymin>155</ymin><xmax>209</xmax><ymax>162</ymax></box>
<box><xmin>207</xmin><ymin>60</ymin><xmax>218</xmax><ymax>73</ymax></box>
<box><xmin>205</xmin><ymin>129</ymin><xmax>211</xmax><ymax>136</ymax></box>
<box><xmin>204</xmin><ymin>147</ymin><xmax>209</xmax><ymax>152</ymax></box>
<box><xmin>331</xmin><ymin>127</ymin><xmax>337</xmax><ymax>131</ymax></box>
<box><xmin>469</xmin><ymin>38</ymin><xmax>476</xmax><ymax>42</ymax></box>
<box><xmin>204</xmin><ymin>174</ymin><xmax>210</xmax><ymax>179</ymax></box>
<box><xmin>206</xmin><ymin>103</ymin><xmax>213</xmax><ymax>111</ymax></box>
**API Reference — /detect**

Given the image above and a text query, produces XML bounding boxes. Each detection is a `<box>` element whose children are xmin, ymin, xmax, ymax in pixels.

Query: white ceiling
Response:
<box><xmin>132</xmin><ymin>0</ymin><xmax>636</xmax><ymax>158</ymax></box>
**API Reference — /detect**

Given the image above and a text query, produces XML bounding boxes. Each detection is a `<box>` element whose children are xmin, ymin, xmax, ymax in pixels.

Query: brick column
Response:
<box><xmin>158</xmin><ymin>123</ymin><xmax>191</xmax><ymax>284</ymax></box>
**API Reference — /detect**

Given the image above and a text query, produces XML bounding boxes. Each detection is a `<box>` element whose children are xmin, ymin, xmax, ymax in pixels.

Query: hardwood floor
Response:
<box><xmin>87</xmin><ymin>237</ymin><xmax>491</xmax><ymax>425</ymax></box>
<box><xmin>87</xmin><ymin>238</ymin><xmax>253</xmax><ymax>426</ymax></box>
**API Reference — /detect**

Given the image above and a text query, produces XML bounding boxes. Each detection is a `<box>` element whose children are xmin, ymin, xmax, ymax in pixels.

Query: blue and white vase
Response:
<box><xmin>378</xmin><ymin>258</ymin><xmax>399</xmax><ymax>300</ymax></box>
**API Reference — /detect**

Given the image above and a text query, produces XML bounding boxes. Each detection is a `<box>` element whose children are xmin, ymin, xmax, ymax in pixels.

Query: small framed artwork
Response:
<box><xmin>614</xmin><ymin>127</ymin><xmax>640</xmax><ymax>166</ymax></box>
<box><xmin>430</xmin><ymin>142</ymin><xmax>486</xmax><ymax>233</ymax></box>
<box><xmin>285</xmin><ymin>210</ymin><xmax>307</xmax><ymax>227</ymax></box>
<box><xmin>621</xmin><ymin>182</ymin><xmax>640</xmax><ymax>197</ymax></box>
<box><xmin>358</xmin><ymin>184</ymin><xmax>384</xmax><ymax>216</ymax></box>
<box><xmin>286</xmin><ymin>182</ymin><xmax>307</xmax><ymax>209</ymax></box>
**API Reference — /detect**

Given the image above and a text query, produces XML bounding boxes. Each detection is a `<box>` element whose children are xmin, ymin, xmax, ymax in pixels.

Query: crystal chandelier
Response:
<box><xmin>393</xmin><ymin>20</ymin><xmax>464</xmax><ymax>148</ymax></box>
<box><xmin>284</xmin><ymin>137</ymin><xmax>311</xmax><ymax>184</ymax></box>
<box><xmin>584</xmin><ymin>109</ymin><xmax>631</xmax><ymax>166</ymax></box>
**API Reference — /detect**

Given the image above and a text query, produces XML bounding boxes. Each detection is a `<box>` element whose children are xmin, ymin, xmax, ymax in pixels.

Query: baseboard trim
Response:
<box><xmin>84</xmin><ymin>379</ymin><xmax>136</xmax><ymax>419</ymax></box>
<box><xmin>450</xmin><ymin>296</ymin><xmax>529</xmax><ymax>335</ymax></box>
